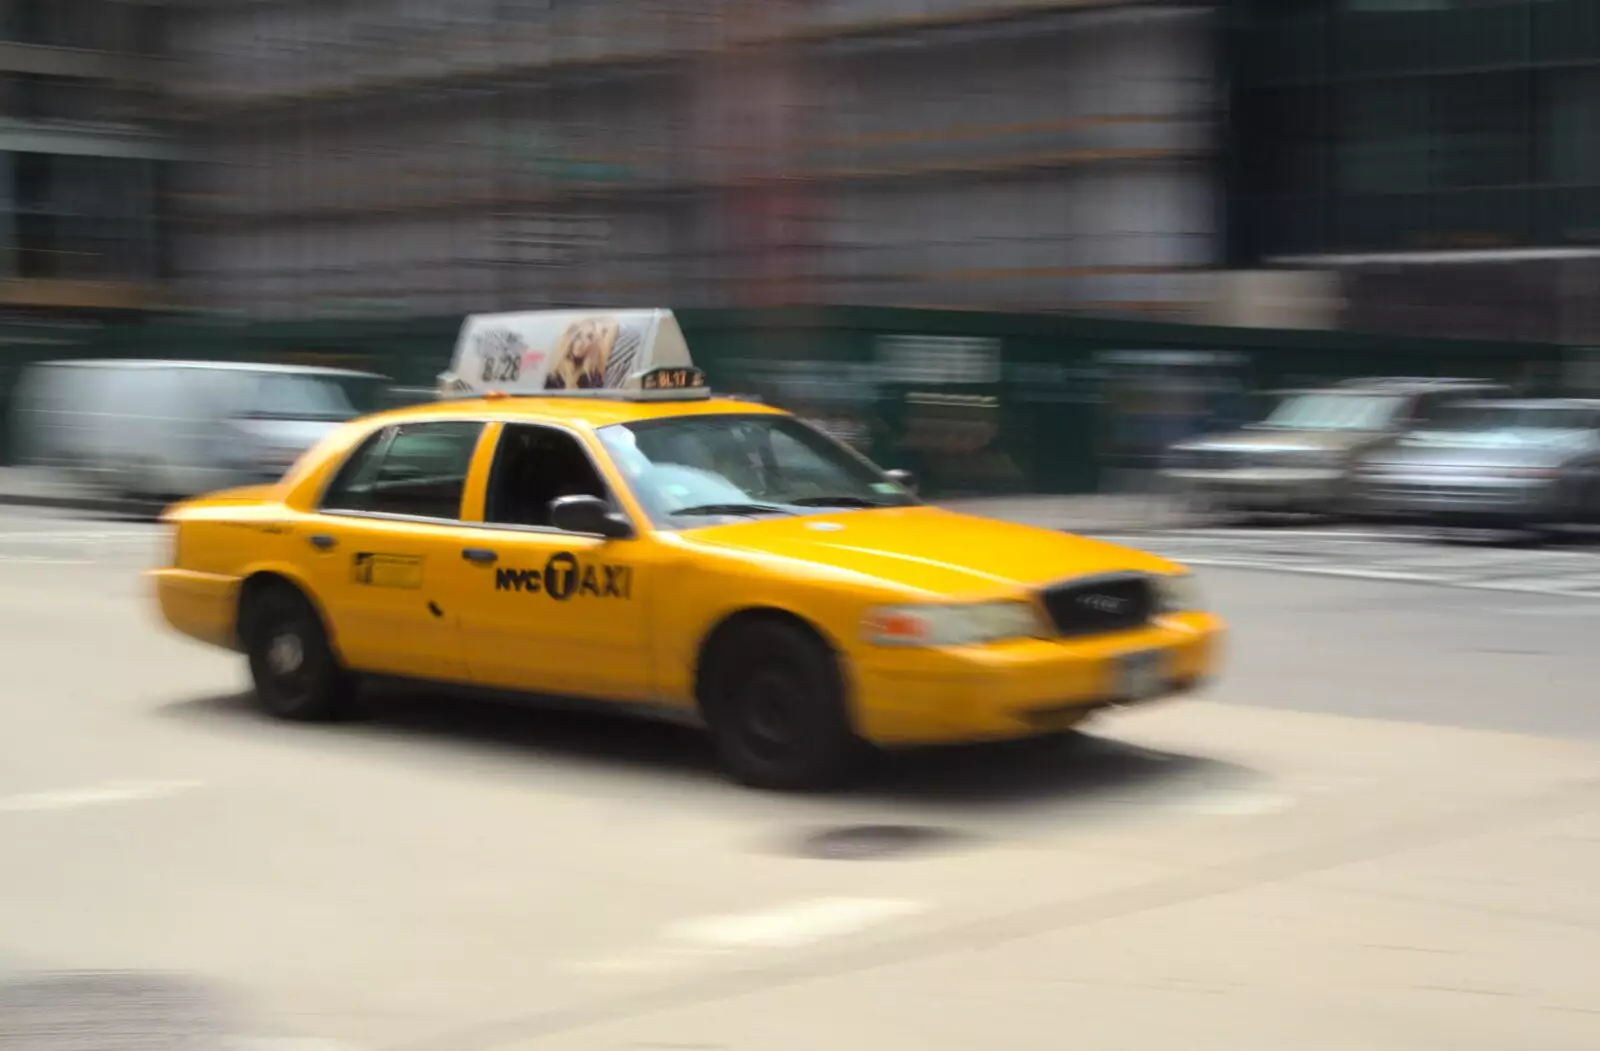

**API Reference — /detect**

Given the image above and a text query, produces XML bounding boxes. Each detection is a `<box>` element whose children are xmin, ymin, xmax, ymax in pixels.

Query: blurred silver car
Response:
<box><xmin>1163</xmin><ymin>378</ymin><xmax>1508</xmax><ymax>516</ymax></box>
<box><xmin>1356</xmin><ymin>399</ymin><xmax>1600</xmax><ymax>528</ymax></box>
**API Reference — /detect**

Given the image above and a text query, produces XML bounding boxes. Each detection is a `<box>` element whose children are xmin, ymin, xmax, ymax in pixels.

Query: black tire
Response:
<box><xmin>699</xmin><ymin>618</ymin><xmax>864</xmax><ymax>792</ymax></box>
<box><xmin>242</xmin><ymin>582</ymin><xmax>353</xmax><ymax>721</ymax></box>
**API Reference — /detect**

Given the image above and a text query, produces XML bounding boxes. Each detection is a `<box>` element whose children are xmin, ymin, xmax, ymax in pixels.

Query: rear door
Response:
<box><xmin>304</xmin><ymin>419</ymin><xmax>491</xmax><ymax>682</ymax></box>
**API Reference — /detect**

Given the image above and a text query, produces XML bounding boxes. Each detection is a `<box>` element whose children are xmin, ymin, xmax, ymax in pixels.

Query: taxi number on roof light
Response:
<box><xmin>641</xmin><ymin>366</ymin><xmax>706</xmax><ymax>391</ymax></box>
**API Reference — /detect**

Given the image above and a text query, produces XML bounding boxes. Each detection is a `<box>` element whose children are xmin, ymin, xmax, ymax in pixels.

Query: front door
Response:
<box><xmin>455</xmin><ymin>422</ymin><xmax>654</xmax><ymax>701</ymax></box>
<box><xmin>307</xmin><ymin>420</ymin><xmax>489</xmax><ymax>682</ymax></box>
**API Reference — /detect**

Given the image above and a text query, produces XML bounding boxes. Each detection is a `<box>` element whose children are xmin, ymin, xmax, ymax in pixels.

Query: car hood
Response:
<box><xmin>1176</xmin><ymin>429</ymin><xmax>1372</xmax><ymax>455</ymax></box>
<box><xmin>678</xmin><ymin>506</ymin><xmax>1182</xmax><ymax>598</ymax></box>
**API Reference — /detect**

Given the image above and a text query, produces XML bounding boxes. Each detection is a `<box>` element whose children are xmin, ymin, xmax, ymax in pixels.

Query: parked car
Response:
<box><xmin>1355</xmin><ymin>398</ymin><xmax>1600</xmax><ymax>532</ymax></box>
<box><xmin>1162</xmin><ymin>377</ymin><xmax>1509</xmax><ymax>517</ymax></box>
<box><xmin>12</xmin><ymin>360</ymin><xmax>390</xmax><ymax>501</ymax></box>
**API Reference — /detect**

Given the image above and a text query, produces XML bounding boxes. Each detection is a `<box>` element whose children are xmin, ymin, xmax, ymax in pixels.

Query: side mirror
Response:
<box><xmin>549</xmin><ymin>495</ymin><xmax>633</xmax><ymax>539</ymax></box>
<box><xmin>886</xmin><ymin>468</ymin><xmax>919</xmax><ymax>494</ymax></box>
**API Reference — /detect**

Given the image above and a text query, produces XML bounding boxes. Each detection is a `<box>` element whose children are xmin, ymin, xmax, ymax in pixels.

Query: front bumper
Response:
<box><xmin>851</xmin><ymin>611</ymin><xmax>1224</xmax><ymax>745</ymax></box>
<box><xmin>1357</xmin><ymin>475</ymin><xmax>1555</xmax><ymax>523</ymax></box>
<box><xmin>1163</xmin><ymin>467</ymin><xmax>1344</xmax><ymax>511</ymax></box>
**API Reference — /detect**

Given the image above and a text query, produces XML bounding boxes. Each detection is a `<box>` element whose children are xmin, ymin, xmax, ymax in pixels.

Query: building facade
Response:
<box><xmin>0</xmin><ymin>0</ymin><xmax>175</xmax><ymax>317</ymax></box>
<box><xmin>1228</xmin><ymin>0</ymin><xmax>1600</xmax><ymax>345</ymax></box>
<box><xmin>167</xmin><ymin>0</ymin><xmax>1219</xmax><ymax>321</ymax></box>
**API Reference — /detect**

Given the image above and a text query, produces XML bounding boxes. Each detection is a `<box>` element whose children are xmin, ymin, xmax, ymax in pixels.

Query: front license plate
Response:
<box><xmin>1113</xmin><ymin>649</ymin><xmax>1168</xmax><ymax>702</ymax></box>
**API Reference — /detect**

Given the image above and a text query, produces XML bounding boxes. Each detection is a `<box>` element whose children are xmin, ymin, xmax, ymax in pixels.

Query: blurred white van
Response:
<box><xmin>11</xmin><ymin>360</ymin><xmax>388</xmax><ymax>500</ymax></box>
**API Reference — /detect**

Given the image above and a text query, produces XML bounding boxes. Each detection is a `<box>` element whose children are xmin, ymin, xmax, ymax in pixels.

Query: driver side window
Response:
<box><xmin>484</xmin><ymin>424</ymin><xmax>613</xmax><ymax>530</ymax></box>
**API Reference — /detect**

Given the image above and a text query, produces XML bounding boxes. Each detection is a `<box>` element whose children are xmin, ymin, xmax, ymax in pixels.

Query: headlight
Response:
<box><xmin>1154</xmin><ymin>573</ymin><xmax>1203</xmax><ymax>614</ymax></box>
<box><xmin>862</xmin><ymin>601</ymin><xmax>1043</xmax><ymax>648</ymax></box>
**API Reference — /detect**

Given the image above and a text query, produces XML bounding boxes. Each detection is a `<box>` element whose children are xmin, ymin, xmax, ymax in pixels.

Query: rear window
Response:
<box><xmin>247</xmin><ymin>375</ymin><xmax>359</xmax><ymax>421</ymax></box>
<box><xmin>1262</xmin><ymin>393</ymin><xmax>1404</xmax><ymax>431</ymax></box>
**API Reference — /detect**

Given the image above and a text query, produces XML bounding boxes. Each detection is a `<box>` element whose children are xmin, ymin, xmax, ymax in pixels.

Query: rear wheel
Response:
<box><xmin>242</xmin><ymin>582</ymin><xmax>353</xmax><ymax>721</ymax></box>
<box><xmin>699</xmin><ymin>618</ymin><xmax>864</xmax><ymax>792</ymax></box>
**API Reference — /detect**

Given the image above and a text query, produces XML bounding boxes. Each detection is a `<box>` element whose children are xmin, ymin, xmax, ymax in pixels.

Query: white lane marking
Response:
<box><xmin>227</xmin><ymin>1039</ymin><xmax>367</xmax><ymax>1051</ymax></box>
<box><xmin>1134</xmin><ymin>528</ymin><xmax>1435</xmax><ymax>543</ymax></box>
<box><xmin>1165</xmin><ymin>787</ymin><xmax>1295</xmax><ymax>816</ymax></box>
<box><xmin>1500</xmin><ymin>605</ymin><xmax>1600</xmax><ymax>617</ymax></box>
<box><xmin>1091</xmin><ymin>772</ymin><xmax>1296</xmax><ymax>817</ymax></box>
<box><xmin>1169</xmin><ymin>556</ymin><xmax>1437</xmax><ymax>582</ymax></box>
<box><xmin>0</xmin><ymin>557</ymin><xmax>90</xmax><ymax>565</ymax></box>
<box><xmin>569</xmin><ymin>897</ymin><xmax>930</xmax><ymax>975</ymax></box>
<box><xmin>665</xmin><ymin>897</ymin><xmax>928</xmax><ymax>950</ymax></box>
<box><xmin>0</xmin><ymin>779</ymin><xmax>202</xmax><ymax>813</ymax></box>
<box><xmin>0</xmin><ymin>531</ymin><xmax>160</xmax><ymax>543</ymax></box>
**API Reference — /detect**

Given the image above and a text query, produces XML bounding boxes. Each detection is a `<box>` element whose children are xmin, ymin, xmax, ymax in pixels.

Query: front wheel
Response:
<box><xmin>700</xmin><ymin>619</ymin><xmax>865</xmax><ymax>792</ymax></box>
<box><xmin>242</xmin><ymin>583</ymin><xmax>353</xmax><ymax>721</ymax></box>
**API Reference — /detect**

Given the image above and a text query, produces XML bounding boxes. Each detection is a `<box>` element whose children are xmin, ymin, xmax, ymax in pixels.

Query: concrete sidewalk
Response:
<box><xmin>0</xmin><ymin>466</ymin><xmax>1193</xmax><ymax>532</ymax></box>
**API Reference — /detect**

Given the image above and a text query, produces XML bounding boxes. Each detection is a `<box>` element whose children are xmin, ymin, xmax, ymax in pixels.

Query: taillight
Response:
<box><xmin>160</xmin><ymin>514</ymin><xmax>182</xmax><ymax>568</ymax></box>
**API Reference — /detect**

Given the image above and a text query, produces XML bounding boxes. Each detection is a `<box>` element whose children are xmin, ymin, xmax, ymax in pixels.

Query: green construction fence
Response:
<box><xmin>0</xmin><ymin>306</ymin><xmax>1571</xmax><ymax>496</ymax></box>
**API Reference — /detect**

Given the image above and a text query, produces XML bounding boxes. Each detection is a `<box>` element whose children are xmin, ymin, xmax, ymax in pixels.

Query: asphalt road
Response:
<box><xmin>1</xmin><ymin>510</ymin><xmax>1596</xmax><ymax>1050</ymax></box>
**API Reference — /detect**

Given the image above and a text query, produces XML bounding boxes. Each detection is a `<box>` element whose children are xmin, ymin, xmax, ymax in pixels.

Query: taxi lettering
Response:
<box><xmin>495</xmin><ymin>551</ymin><xmax>632</xmax><ymax>600</ymax></box>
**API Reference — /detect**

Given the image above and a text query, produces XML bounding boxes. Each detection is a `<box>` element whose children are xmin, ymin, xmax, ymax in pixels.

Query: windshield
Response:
<box><xmin>1421</xmin><ymin>404</ymin><xmax>1596</xmax><ymax>435</ymax></box>
<box><xmin>596</xmin><ymin>414</ymin><xmax>918</xmax><ymax>528</ymax></box>
<box><xmin>248</xmin><ymin>374</ymin><xmax>359</xmax><ymax>421</ymax></box>
<box><xmin>1262</xmin><ymin>393</ymin><xmax>1403</xmax><ymax>431</ymax></box>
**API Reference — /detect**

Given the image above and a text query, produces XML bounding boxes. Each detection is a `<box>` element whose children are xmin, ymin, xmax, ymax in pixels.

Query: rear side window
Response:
<box><xmin>322</xmin><ymin>421</ymin><xmax>484</xmax><ymax>520</ymax></box>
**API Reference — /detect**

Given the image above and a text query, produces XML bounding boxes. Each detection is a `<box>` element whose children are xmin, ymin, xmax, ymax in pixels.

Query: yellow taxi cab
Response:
<box><xmin>150</xmin><ymin>309</ymin><xmax>1224</xmax><ymax>790</ymax></box>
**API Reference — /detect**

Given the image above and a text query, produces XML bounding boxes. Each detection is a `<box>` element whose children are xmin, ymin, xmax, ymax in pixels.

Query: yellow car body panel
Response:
<box><xmin>149</xmin><ymin>395</ymin><xmax>1226</xmax><ymax>746</ymax></box>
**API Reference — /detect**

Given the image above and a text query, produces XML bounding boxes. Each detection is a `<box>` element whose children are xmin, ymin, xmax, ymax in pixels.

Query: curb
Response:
<box><xmin>0</xmin><ymin>491</ymin><xmax>165</xmax><ymax>517</ymax></box>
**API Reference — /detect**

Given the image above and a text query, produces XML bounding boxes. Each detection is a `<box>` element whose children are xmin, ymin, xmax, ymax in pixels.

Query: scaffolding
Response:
<box><xmin>169</xmin><ymin>0</ymin><xmax>1216</xmax><ymax>319</ymax></box>
<box><xmin>0</xmin><ymin>0</ymin><xmax>172</xmax><ymax>314</ymax></box>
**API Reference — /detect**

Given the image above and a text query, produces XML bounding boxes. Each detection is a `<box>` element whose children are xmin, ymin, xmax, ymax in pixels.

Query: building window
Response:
<box><xmin>1336</xmin><ymin>80</ymin><xmax>1429</xmax><ymax>194</ymax></box>
<box><xmin>1233</xmin><ymin>0</ymin><xmax>1600</xmax><ymax>258</ymax></box>
<box><xmin>1539</xmin><ymin>67</ymin><xmax>1600</xmax><ymax>186</ymax></box>
<box><xmin>0</xmin><ymin>74</ymin><xmax>144</xmax><ymax>125</ymax></box>
<box><xmin>0</xmin><ymin>0</ymin><xmax>148</xmax><ymax>53</ymax></box>
<box><xmin>9</xmin><ymin>153</ymin><xmax>160</xmax><ymax>282</ymax></box>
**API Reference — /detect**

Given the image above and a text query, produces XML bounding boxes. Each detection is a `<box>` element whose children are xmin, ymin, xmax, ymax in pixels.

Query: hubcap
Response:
<box><xmin>740</xmin><ymin>670</ymin><xmax>800</xmax><ymax>760</ymax></box>
<box><xmin>266</xmin><ymin>631</ymin><xmax>304</xmax><ymax>676</ymax></box>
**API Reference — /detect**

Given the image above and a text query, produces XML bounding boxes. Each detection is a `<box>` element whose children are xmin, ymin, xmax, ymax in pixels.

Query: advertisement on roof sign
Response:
<box><xmin>441</xmin><ymin>309</ymin><xmax>694</xmax><ymax>398</ymax></box>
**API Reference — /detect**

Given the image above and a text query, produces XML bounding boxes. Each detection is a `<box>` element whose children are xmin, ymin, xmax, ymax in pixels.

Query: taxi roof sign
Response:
<box><xmin>438</xmin><ymin>308</ymin><xmax>709</xmax><ymax>401</ymax></box>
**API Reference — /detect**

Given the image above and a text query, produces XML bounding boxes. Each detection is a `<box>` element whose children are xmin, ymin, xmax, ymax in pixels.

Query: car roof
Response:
<box><xmin>36</xmin><ymin>359</ymin><xmax>383</xmax><ymax>379</ymax></box>
<box><xmin>362</xmin><ymin>393</ymin><xmax>787</xmax><ymax>430</ymax></box>
<box><xmin>1331</xmin><ymin>376</ymin><xmax>1502</xmax><ymax>392</ymax></box>
<box><xmin>1282</xmin><ymin>378</ymin><xmax>1502</xmax><ymax>397</ymax></box>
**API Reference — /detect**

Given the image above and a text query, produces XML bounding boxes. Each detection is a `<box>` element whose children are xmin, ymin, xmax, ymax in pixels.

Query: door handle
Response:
<box><xmin>308</xmin><ymin>534</ymin><xmax>337</xmax><ymax>551</ymax></box>
<box><xmin>462</xmin><ymin>547</ymin><xmax>498</xmax><ymax>565</ymax></box>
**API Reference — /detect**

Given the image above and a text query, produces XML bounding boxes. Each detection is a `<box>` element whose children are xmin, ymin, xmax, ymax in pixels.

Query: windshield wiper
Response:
<box><xmin>787</xmin><ymin>495</ymin><xmax>891</xmax><ymax>508</ymax></box>
<box><xmin>671</xmin><ymin>502</ymin><xmax>792</xmax><ymax>518</ymax></box>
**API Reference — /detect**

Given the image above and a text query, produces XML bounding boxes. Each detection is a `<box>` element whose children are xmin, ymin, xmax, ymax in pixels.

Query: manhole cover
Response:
<box><xmin>0</xmin><ymin>971</ymin><xmax>232</xmax><ymax>1051</ymax></box>
<box><xmin>795</xmin><ymin>824</ymin><xmax>962</xmax><ymax>860</ymax></box>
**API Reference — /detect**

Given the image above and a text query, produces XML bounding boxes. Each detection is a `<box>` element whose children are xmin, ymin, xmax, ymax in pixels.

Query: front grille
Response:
<box><xmin>1039</xmin><ymin>574</ymin><xmax>1156</xmax><ymax>638</ymax></box>
<box><xmin>1369</xmin><ymin>481</ymin><xmax>1521</xmax><ymax>505</ymax></box>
